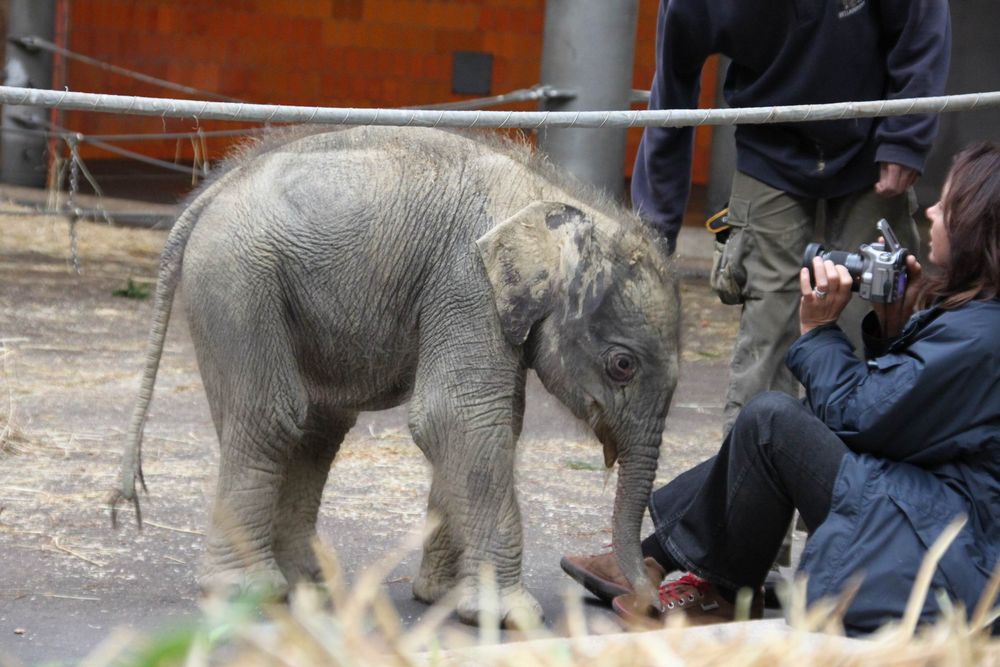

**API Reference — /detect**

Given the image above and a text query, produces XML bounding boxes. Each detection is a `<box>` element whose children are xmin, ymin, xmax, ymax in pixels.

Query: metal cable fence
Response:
<box><xmin>5</xmin><ymin>32</ymin><xmax>995</xmax><ymax>279</ymax></box>
<box><xmin>4</xmin><ymin>84</ymin><xmax>998</xmax><ymax>269</ymax></box>
<box><xmin>15</xmin><ymin>36</ymin><xmax>243</xmax><ymax>103</ymax></box>
<box><xmin>10</xmin><ymin>35</ymin><xmax>996</xmax><ymax>207</ymax></box>
<box><xmin>1</xmin><ymin>35</ymin><xmax>579</xmax><ymax>226</ymax></box>
<box><xmin>4</xmin><ymin>86</ymin><xmax>998</xmax><ymax>129</ymax></box>
<box><xmin>3</xmin><ymin>33</ymin><xmax>999</xmax><ymax>272</ymax></box>
<box><xmin>0</xmin><ymin>37</ymin><xmax>576</xmax><ymax>246</ymax></box>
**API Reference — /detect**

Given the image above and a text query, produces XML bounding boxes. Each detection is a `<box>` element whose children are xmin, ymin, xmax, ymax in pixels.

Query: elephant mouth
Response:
<box><xmin>587</xmin><ymin>401</ymin><xmax>619</xmax><ymax>468</ymax></box>
<box><xmin>598</xmin><ymin>425</ymin><xmax>619</xmax><ymax>468</ymax></box>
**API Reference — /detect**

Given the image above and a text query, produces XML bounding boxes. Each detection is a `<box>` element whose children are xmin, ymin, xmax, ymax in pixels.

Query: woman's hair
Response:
<box><xmin>919</xmin><ymin>141</ymin><xmax>1000</xmax><ymax>310</ymax></box>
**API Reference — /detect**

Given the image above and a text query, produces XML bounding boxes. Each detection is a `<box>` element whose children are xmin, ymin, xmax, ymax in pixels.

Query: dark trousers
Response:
<box><xmin>646</xmin><ymin>392</ymin><xmax>848</xmax><ymax>591</ymax></box>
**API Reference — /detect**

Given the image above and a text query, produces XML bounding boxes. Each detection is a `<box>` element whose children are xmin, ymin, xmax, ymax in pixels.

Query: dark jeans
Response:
<box><xmin>645</xmin><ymin>392</ymin><xmax>848</xmax><ymax>591</ymax></box>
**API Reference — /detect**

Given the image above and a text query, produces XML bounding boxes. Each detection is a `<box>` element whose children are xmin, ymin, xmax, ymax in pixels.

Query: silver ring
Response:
<box><xmin>813</xmin><ymin>287</ymin><xmax>828</xmax><ymax>300</ymax></box>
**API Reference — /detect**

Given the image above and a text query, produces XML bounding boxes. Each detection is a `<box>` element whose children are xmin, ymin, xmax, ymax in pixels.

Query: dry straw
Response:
<box><xmin>81</xmin><ymin>517</ymin><xmax>998</xmax><ymax>667</ymax></box>
<box><xmin>0</xmin><ymin>342</ymin><xmax>28</xmax><ymax>457</ymax></box>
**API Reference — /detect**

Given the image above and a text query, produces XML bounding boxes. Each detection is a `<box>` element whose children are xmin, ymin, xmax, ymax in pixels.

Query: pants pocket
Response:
<box><xmin>710</xmin><ymin>225</ymin><xmax>749</xmax><ymax>305</ymax></box>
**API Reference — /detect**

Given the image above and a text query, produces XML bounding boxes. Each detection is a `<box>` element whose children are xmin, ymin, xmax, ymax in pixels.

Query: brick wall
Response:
<box><xmin>58</xmin><ymin>0</ymin><xmax>716</xmax><ymax>185</ymax></box>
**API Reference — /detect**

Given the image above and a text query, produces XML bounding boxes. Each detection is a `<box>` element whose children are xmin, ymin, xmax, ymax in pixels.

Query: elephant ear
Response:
<box><xmin>476</xmin><ymin>201</ymin><xmax>590</xmax><ymax>346</ymax></box>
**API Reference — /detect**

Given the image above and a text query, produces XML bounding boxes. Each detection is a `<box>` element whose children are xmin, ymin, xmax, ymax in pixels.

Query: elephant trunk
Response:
<box><xmin>612</xmin><ymin>440</ymin><xmax>661</xmax><ymax>608</ymax></box>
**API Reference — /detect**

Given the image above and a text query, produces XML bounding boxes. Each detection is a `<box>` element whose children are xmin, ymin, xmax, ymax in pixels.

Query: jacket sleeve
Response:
<box><xmin>631</xmin><ymin>0</ymin><xmax>714</xmax><ymax>252</ymax></box>
<box><xmin>873</xmin><ymin>0</ymin><xmax>951</xmax><ymax>173</ymax></box>
<box><xmin>786</xmin><ymin>312</ymin><xmax>989</xmax><ymax>464</ymax></box>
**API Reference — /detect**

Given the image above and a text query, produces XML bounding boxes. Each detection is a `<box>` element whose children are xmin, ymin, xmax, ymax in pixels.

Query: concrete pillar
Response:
<box><xmin>538</xmin><ymin>0</ymin><xmax>639</xmax><ymax>200</ymax></box>
<box><xmin>916</xmin><ymin>0</ymin><xmax>1000</xmax><ymax>207</ymax></box>
<box><xmin>1</xmin><ymin>0</ymin><xmax>55</xmax><ymax>187</ymax></box>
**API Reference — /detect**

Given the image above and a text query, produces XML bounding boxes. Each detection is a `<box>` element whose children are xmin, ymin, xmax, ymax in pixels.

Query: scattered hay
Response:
<box><xmin>0</xmin><ymin>207</ymin><xmax>167</xmax><ymax>268</ymax></box>
<box><xmin>0</xmin><ymin>415</ymin><xmax>29</xmax><ymax>457</ymax></box>
<box><xmin>81</xmin><ymin>522</ymin><xmax>999</xmax><ymax>667</ymax></box>
<box><xmin>0</xmin><ymin>342</ymin><xmax>28</xmax><ymax>457</ymax></box>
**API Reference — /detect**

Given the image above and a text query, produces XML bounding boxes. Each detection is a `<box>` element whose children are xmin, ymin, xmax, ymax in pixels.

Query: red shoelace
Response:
<box><xmin>658</xmin><ymin>573</ymin><xmax>711</xmax><ymax>608</ymax></box>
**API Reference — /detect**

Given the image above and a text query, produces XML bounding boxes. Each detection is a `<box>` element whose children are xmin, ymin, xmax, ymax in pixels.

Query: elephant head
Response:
<box><xmin>476</xmin><ymin>200</ymin><xmax>680</xmax><ymax>604</ymax></box>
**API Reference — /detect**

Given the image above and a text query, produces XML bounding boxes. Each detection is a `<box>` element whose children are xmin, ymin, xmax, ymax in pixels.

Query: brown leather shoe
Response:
<box><xmin>560</xmin><ymin>552</ymin><xmax>666</xmax><ymax>604</ymax></box>
<box><xmin>612</xmin><ymin>573</ymin><xmax>764</xmax><ymax>628</ymax></box>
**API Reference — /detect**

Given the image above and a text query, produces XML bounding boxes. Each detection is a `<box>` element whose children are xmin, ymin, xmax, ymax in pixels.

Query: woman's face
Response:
<box><xmin>927</xmin><ymin>181</ymin><xmax>951</xmax><ymax>267</ymax></box>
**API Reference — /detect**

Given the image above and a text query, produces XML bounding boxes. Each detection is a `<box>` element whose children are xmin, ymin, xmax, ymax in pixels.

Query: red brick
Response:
<box><xmin>155</xmin><ymin>5</ymin><xmax>176</xmax><ymax>33</ymax></box>
<box><xmin>60</xmin><ymin>0</ymin><xmax>711</xmax><ymax>176</ymax></box>
<box><xmin>297</xmin><ymin>0</ymin><xmax>335</xmax><ymax>19</ymax></box>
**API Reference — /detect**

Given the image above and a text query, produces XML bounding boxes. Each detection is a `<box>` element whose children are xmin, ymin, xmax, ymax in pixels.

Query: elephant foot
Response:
<box><xmin>455</xmin><ymin>580</ymin><xmax>544</xmax><ymax>629</ymax></box>
<box><xmin>413</xmin><ymin>547</ymin><xmax>460</xmax><ymax>604</ymax></box>
<box><xmin>412</xmin><ymin>570</ymin><xmax>456</xmax><ymax>604</ymax></box>
<box><xmin>199</xmin><ymin>562</ymin><xmax>290</xmax><ymax>603</ymax></box>
<box><xmin>274</xmin><ymin>544</ymin><xmax>323</xmax><ymax>586</ymax></box>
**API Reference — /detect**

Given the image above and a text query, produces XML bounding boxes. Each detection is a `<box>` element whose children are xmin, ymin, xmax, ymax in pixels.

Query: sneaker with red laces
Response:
<box><xmin>560</xmin><ymin>552</ymin><xmax>666</xmax><ymax>604</ymax></box>
<box><xmin>612</xmin><ymin>573</ymin><xmax>764</xmax><ymax>628</ymax></box>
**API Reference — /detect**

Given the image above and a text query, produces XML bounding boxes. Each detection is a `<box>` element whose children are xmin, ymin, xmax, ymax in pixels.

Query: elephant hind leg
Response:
<box><xmin>272</xmin><ymin>408</ymin><xmax>356</xmax><ymax>585</ymax></box>
<box><xmin>198</xmin><ymin>350</ymin><xmax>310</xmax><ymax>601</ymax></box>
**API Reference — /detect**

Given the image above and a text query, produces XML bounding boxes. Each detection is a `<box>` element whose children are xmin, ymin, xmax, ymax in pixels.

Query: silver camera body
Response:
<box><xmin>803</xmin><ymin>219</ymin><xmax>910</xmax><ymax>304</ymax></box>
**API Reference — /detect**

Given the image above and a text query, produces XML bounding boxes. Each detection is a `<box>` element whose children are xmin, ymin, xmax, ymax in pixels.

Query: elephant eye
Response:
<box><xmin>605</xmin><ymin>351</ymin><xmax>637</xmax><ymax>384</ymax></box>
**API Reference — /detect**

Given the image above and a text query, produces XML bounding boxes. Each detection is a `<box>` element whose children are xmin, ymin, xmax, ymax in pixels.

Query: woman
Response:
<box><xmin>562</xmin><ymin>142</ymin><xmax>1000</xmax><ymax>634</ymax></box>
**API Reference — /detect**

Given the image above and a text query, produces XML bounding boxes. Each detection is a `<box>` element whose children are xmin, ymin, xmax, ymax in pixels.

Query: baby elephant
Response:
<box><xmin>113</xmin><ymin>126</ymin><xmax>680</xmax><ymax>626</ymax></box>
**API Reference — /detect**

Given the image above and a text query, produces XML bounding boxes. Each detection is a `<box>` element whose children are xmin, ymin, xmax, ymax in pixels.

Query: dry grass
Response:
<box><xmin>0</xmin><ymin>342</ymin><xmax>28</xmax><ymax>457</ymax></box>
<box><xmin>0</xmin><ymin>206</ymin><xmax>166</xmax><ymax>268</ymax></box>
<box><xmin>78</xmin><ymin>522</ymin><xmax>999</xmax><ymax>667</ymax></box>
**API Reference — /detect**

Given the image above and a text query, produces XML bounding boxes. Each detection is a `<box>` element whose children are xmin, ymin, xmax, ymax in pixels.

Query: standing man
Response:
<box><xmin>632</xmin><ymin>0</ymin><xmax>951</xmax><ymax>431</ymax></box>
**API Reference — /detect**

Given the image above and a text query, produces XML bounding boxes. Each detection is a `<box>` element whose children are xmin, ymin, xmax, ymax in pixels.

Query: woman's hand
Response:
<box><xmin>799</xmin><ymin>257</ymin><xmax>853</xmax><ymax>335</ymax></box>
<box><xmin>871</xmin><ymin>254</ymin><xmax>923</xmax><ymax>339</ymax></box>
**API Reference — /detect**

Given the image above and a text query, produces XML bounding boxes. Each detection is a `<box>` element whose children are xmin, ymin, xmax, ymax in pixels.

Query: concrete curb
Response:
<box><xmin>0</xmin><ymin>181</ymin><xmax>716</xmax><ymax>277</ymax></box>
<box><xmin>0</xmin><ymin>183</ymin><xmax>177</xmax><ymax>227</ymax></box>
<box><xmin>426</xmin><ymin>619</ymin><xmax>865</xmax><ymax>666</ymax></box>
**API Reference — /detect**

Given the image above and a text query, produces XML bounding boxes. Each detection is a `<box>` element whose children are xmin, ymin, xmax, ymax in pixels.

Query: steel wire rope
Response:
<box><xmin>406</xmin><ymin>85</ymin><xmax>569</xmax><ymax>110</ymax></box>
<box><xmin>4</xmin><ymin>85</ymin><xmax>999</xmax><ymax>245</ymax></box>
<box><xmin>4</xmin><ymin>86</ymin><xmax>999</xmax><ymax>129</ymax></box>
<box><xmin>0</xmin><ymin>115</ymin><xmax>200</xmax><ymax>238</ymax></box>
<box><xmin>0</xmin><ymin>123</ymin><xmax>266</xmax><ymax>142</ymax></box>
<box><xmin>14</xmin><ymin>36</ymin><xmax>242</xmax><ymax>103</ymax></box>
<box><xmin>8</xmin><ymin>113</ymin><xmax>206</xmax><ymax>176</ymax></box>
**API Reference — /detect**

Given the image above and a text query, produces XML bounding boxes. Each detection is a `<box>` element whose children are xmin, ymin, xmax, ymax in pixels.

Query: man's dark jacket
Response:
<box><xmin>786</xmin><ymin>299</ymin><xmax>1000</xmax><ymax>634</ymax></box>
<box><xmin>632</xmin><ymin>0</ymin><xmax>951</xmax><ymax>249</ymax></box>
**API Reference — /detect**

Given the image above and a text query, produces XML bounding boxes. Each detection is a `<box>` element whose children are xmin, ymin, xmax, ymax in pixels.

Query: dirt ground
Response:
<box><xmin>0</xmin><ymin>209</ymin><xmax>745</xmax><ymax>665</ymax></box>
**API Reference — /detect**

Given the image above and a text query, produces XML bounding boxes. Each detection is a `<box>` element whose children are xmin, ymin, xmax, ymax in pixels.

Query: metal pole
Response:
<box><xmin>2</xmin><ymin>0</ymin><xmax>56</xmax><ymax>187</ymax></box>
<box><xmin>538</xmin><ymin>0</ymin><xmax>639</xmax><ymax>199</ymax></box>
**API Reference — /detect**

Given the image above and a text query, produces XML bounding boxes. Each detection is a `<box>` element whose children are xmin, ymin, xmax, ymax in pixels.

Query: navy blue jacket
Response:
<box><xmin>786</xmin><ymin>299</ymin><xmax>1000</xmax><ymax>634</ymax></box>
<box><xmin>632</xmin><ymin>0</ymin><xmax>951</xmax><ymax>250</ymax></box>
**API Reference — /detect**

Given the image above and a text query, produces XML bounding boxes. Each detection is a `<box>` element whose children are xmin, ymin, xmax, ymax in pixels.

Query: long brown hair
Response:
<box><xmin>919</xmin><ymin>141</ymin><xmax>1000</xmax><ymax>310</ymax></box>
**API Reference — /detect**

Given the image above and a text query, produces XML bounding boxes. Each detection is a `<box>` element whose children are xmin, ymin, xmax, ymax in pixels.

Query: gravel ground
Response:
<box><xmin>0</xmin><ymin>210</ymin><xmax>752</xmax><ymax>665</ymax></box>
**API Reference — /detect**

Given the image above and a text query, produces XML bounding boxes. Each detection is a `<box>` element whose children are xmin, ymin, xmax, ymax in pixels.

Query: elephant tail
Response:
<box><xmin>109</xmin><ymin>196</ymin><xmax>208</xmax><ymax>529</ymax></box>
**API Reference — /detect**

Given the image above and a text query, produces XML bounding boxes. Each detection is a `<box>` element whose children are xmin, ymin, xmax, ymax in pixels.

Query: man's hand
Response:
<box><xmin>799</xmin><ymin>257</ymin><xmax>853</xmax><ymax>335</ymax></box>
<box><xmin>875</xmin><ymin>162</ymin><xmax>919</xmax><ymax>198</ymax></box>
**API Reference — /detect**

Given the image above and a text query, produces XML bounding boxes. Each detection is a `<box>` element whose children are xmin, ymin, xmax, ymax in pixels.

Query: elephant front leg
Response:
<box><xmin>450</xmin><ymin>443</ymin><xmax>542</xmax><ymax>627</ymax></box>
<box><xmin>412</xmin><ymin>471</ymin><xmax>462</xmax><ymax>604</ymax></box>
<box><xmin>407</xmin><ymin>332</ymin><xmax>536</xmax><ymax>626</ymax></box>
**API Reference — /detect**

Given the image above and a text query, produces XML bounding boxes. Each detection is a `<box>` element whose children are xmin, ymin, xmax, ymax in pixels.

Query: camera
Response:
<box><xmin>802</xmin><ymin>219</ymin><xmax>910</xmax><ymax>303</ymax></box>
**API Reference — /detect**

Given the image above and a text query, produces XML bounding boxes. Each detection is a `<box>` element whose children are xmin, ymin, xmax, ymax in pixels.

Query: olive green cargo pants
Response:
<box><xmin>719</xmin><ymin>171</ymin><xmax>919</xmax><ymax>433</ymax></box>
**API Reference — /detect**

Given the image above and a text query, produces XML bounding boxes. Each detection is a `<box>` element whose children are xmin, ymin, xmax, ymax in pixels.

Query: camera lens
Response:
<box><xmin>801</xmin><ymin>244</ymin><xmax>864</xmax><ymax>291</ymax></box>
<box><xmin>802</xmin><ymin>243</ymin><xmax>825</xmax><ymax>271</ymax></box>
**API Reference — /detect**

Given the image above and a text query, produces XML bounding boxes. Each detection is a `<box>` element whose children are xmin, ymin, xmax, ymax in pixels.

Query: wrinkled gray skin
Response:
<box><xmin>115</xmin><ymin>126</ymin><xmax>680</xmax><ymax>626</ymax></box>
